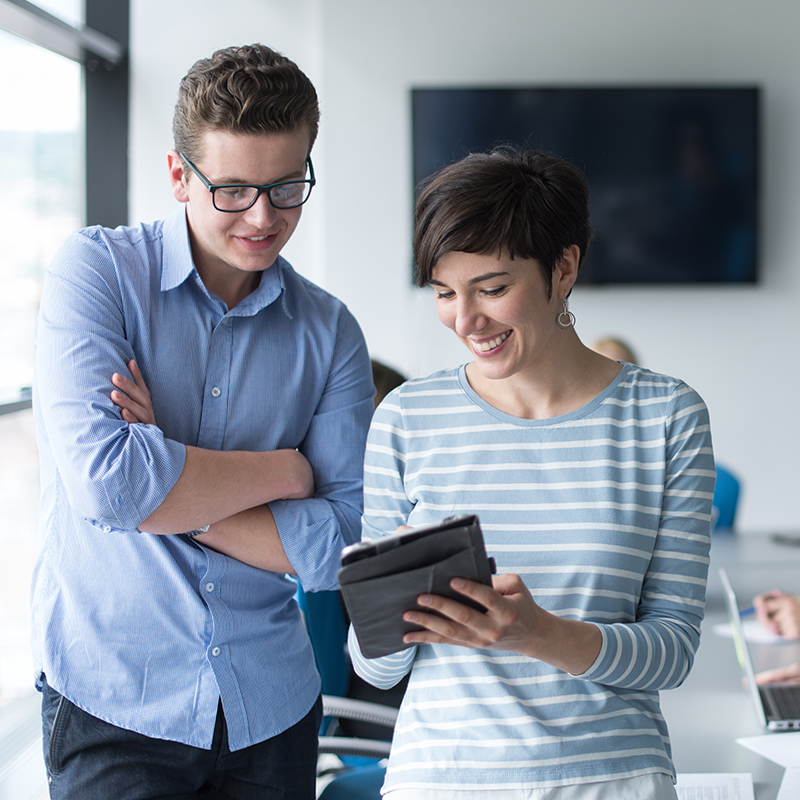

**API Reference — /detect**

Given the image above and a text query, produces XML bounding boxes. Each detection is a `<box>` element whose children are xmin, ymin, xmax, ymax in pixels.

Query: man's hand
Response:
<box><xmin>281</xmin><ymin>453</ymin><xmax>315</xmax><ymax>500</ymax></box>
<box><xmin>111</xmin><ymin>359</ymin><xmax>156</xmax><ymax>425</ymax></box>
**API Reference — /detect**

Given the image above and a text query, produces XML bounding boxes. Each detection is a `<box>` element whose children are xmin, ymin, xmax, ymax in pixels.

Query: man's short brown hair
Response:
<box><xmin>414</xmin><ymin>148</ymin><xmax>593</xmax><ymax>294</ymax></box>
<box><xmin>173</xmin><ymin>43</ymin><xmax>319</xmax><ymax>162</ymax></box>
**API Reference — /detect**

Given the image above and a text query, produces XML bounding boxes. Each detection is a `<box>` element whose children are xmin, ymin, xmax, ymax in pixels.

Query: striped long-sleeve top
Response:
<box><xmin>348</xmin><ymin>362</ymin><xmax>715</xmax><ymax>792</ymax></box>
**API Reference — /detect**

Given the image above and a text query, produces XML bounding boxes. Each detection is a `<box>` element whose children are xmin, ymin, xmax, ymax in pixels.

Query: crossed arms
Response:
<box><xmin>110</xmin><ymin>360</ymin><xmax>311</xmax><ymax>571</ymax></box>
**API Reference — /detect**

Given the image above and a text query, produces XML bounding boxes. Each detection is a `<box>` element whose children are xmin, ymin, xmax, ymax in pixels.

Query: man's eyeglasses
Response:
<box><xmin>179</xmin><ymin>153</ymin><xmax>316</xmax><ymax>212</ymax></box>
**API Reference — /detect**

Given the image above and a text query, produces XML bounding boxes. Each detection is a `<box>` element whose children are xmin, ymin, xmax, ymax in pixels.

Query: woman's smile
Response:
<box><xmin>471</xmin><ymin>330</ymin><xmax>511</xmax><ymax>354</ymax></box>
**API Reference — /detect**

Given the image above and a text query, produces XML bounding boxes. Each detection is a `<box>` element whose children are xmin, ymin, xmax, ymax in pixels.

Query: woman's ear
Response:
<box><xmin>167</xmin><ymin>150</ymin><xmax>190</xmax><ymax>203</ymax></box>
<box><xmin>555</xmin><ymin>245</ymin><xmax>581</xmax><ymax>298</ymax></box>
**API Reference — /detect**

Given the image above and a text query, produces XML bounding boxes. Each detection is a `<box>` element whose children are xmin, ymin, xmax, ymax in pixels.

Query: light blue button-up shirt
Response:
<box><xmin>31</xmin><ymin>206</ymin><xmax>374</xmax><ymax>750</ymax></box>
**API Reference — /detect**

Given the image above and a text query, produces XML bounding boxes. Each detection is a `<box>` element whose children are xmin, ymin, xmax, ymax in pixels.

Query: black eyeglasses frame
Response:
<box><xmin>179</xmin><ymin>153</ymin><xmax>316</xmax><ymax>212</ymax></box>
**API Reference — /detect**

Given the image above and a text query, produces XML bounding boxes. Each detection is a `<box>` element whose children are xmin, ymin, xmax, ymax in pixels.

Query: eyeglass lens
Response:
<box><xmin>213</xmin><ymin>180</ymin><xmax>311</xmax><ymax>212</ymax></box>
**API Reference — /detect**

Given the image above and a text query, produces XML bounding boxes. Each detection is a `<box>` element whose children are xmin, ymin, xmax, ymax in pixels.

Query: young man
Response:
<box><xmin>32</xmin><ymin>44</ymin><xmax>374</xmax><ymax>799</ymax></box>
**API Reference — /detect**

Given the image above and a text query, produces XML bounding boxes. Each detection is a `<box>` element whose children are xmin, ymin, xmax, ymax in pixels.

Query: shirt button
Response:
<box><xmin>205</xmin><ymin>582</ymin><xmax>214</xmax><ymax>592</ymax></box>
<box><xmin>211</xmin><ymin>387</ymin><xmax>221</xmax><ymax>397</ymax></box>
<box><xmin>211</xmin><ymin>647</ymin><xmax>221</xmax><ymax>657</ymax></box>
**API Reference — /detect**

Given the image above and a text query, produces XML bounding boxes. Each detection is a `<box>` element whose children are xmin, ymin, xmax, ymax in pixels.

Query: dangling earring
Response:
<box><xmin>556</xmin><ymin>297</ymin><xmax>576</xmax><ymax>330</ymax></box>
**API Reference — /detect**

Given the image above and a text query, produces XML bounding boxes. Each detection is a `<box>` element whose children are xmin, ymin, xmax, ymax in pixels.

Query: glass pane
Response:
<box><xmin>0</xmin><ymin>29</ymin><xmax>82</xmax><ymax>703</ymax></box>
<box><xmin>35</xmin><ymin>0</ymin><xmax>84</xmax><ymax>27</ymax></box>
<box><xmin>0</xmin><ymin>28</ymin><xmax>83</xmax><ymax>398</ymax></box>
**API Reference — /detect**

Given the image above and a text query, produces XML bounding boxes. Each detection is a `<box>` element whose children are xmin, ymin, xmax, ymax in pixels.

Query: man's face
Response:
<box><xmin>169</xmin><ymin>129</ymin><xmax>310</xmax><ymax>294</ymax></box>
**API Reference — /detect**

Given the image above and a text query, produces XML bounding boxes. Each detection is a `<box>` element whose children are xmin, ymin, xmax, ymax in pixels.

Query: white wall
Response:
<box><xmin>131</xmin><ymin>0</ymin><xmax>800</xmax><ymax>532</ymax></box>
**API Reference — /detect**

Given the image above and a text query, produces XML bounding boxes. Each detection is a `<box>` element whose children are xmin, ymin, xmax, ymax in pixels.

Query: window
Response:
<box><xmin>0</xmin><ymin>27</ymin><xmax>82</xmax><ymax>401</ymax></box>
<box><xmin>0</xmin><ymin>25</ymin><xmax>81</xmax><ymax>701</ymax></box>
<box><xmin>0</xmin><ymin>0</ymin><xmax>128</xmax><ymax>789</ymax></box>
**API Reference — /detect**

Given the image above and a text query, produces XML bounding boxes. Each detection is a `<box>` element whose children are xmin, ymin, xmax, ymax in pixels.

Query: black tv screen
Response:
<box><xmin>412</xmin><ymin>87</ymin><xmax>760</xmax><ymax>285</ymax></box>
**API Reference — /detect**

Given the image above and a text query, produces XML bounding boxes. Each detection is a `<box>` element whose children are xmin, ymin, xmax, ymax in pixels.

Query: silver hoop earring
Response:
<box><xmin>557</xmin><ymin>298</ymin><xmax>576</xmax><ymax>330</ymax></box>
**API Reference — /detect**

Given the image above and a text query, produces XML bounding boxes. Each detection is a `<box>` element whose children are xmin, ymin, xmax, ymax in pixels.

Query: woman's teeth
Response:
<box><xmin>473</xmin><ymin>331</ymin><xmax>510</xmax><ymax>352</ymax></box>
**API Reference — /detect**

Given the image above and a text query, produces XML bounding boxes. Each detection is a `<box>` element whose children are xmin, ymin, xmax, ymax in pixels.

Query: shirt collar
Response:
<box><xmin>161</xmin><ymin>206</ymin><xmax>196</xmax><ymax>292</ymax></box>
<box><xmin>160</xmin><ymin>205</ymin><xmax>290</xmax><ymax>318</ymax></box>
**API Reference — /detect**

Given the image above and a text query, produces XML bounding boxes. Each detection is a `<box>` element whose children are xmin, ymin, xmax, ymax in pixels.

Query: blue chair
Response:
<box><xmin>318</xmin><ymin>761</ymin><xmax>387</xmax><ymax>800</ymax></box>
<box><xmin>713</xmin><ymin>463</ymin><xmax>741</xmax><ymax>531</ymax></box>
<box><xmin>296</xmin><ymin>588</ymin><xmax>351</xmax><ymax>698</ymax></box>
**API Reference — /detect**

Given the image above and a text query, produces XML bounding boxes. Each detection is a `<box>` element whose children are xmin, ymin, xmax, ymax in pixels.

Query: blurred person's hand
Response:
<box><xmin>754</xmin><ymin>590</ymin><xmax>800</xmax><ymax>638</ymax></box>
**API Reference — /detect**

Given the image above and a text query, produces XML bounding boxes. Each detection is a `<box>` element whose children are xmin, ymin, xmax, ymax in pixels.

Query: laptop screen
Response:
<box><xmin>719</xmin><ymin>567</ymin><xmax>768</xmax><ymax>727</ymax></box>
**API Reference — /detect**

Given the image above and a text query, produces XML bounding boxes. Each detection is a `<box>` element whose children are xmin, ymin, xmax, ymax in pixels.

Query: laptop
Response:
<box><xmin>719</xmin><ymin>566</ymin><xmax>800</xmax><ymax>731</ymax></box>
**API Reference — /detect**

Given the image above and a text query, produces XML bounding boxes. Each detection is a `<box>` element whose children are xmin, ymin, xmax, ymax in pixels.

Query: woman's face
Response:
<box><xmin>430</xmin><ymin>250</ymin><xmax>567</xmax><ymax>384</ymax></box>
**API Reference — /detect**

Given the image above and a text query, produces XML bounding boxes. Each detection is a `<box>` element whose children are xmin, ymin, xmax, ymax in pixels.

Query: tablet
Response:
<box><xmin>339</xmin><ymin>514</ymin><xmax>496</xmax><ymax>658</ymax></box>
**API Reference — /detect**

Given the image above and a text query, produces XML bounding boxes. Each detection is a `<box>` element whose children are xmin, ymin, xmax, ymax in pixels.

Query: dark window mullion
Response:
<box><xmin>85</xmin><ymin>0</ymin><xmax>129</xmax><ymax>228</ymax></box>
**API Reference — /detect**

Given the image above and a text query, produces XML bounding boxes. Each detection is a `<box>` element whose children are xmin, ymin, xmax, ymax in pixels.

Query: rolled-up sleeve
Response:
<box><xmin>271</xmin><ymin>307</ymin><xmax>374</xmax><ymax>591</ymax></box>
<box><xmin>35</xmin><ymin>230</ymin><xmax>186</xmax><ymax>532</ymax></box>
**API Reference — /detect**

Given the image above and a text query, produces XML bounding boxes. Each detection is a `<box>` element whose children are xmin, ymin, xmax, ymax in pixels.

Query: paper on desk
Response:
<box><xmin>776</xmin><ymin>768</ymin><xmax>800</xmax><ymax>800</ymax></box>
<box><xmin>736</xmin><ymin>731</ymin><xmax>800</xmax><ymax>768</ymax></box>
<box><xmin>675</xmin><ymin>773</ymin><xmax>754</xmax><ymax>799</ymax></box>
<box><xmin>713</xmin><ymin>620</ymin><xmax>786</xmax><ymax>644</ymax></box>
<box><xmin>736</xmin><ymin>737</ymin><xmax>800</xmax><ymax>800</ymax></box>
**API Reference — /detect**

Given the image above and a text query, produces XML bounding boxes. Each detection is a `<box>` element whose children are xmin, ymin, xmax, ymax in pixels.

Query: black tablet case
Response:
<box><xmin>338</xmin><ymin>515</ymin><xmax>496</xmax><ymax>659</ymax></box>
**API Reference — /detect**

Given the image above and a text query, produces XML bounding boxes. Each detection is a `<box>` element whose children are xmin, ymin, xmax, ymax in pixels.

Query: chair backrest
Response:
<box><xmin>294</xmin><ymin>585</ymin><xmax>351</xmax><ymax>698</ymax></box>
<box><xmin>713</xmin><ymin>463</ymin><xmax>741</xmax><ymax>531</ymax></box>
<box><xmin>317</xmin><ymin>763</ymin><xmax>386</xmax><ymax>800</ymax></box>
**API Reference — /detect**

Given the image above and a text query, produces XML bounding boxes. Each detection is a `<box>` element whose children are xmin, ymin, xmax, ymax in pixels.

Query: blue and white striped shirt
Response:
<box><xmin>32</xmin><ymin>206</ymin><xmax>374</xmax><ymax>750</ymax></box>
<box><xmin>349</xmin><ymin>363</ymin><xmax>714</xmax><ymax>791</ymax></box>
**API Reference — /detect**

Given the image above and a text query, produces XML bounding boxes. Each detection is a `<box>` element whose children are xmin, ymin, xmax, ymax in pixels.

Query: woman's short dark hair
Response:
<box><xmin>173</xmin><ymin>43</ymin><xmax>320</xmax><ymax>163</ymax></box>
<box><xmin>413</xmin><ymin>148</ymin><xmax>593</xmax><ymax>294</ymax></box>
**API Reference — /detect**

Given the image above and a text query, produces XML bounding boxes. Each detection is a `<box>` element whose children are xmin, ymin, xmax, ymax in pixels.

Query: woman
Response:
<box><xmin>348</xmin><ymin>148</ymin><xmax>715</xmax><ymax>799</ymax></box>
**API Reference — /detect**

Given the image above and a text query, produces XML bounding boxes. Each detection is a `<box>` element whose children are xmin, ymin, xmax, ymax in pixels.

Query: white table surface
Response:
<box><xmin>661</xmin><ymin>531</ymin><xmax>800</xmax><ymax>799</ymax></box>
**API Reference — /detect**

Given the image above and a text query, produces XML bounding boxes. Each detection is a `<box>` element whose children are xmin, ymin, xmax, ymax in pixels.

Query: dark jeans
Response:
<box><xmin>40</xmin><ymin>677</ymin><xmax>322</xmax><ymax>800</ymax></box>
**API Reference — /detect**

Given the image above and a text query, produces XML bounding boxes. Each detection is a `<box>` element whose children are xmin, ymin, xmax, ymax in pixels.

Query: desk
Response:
<box><xmin>661</xmin><ymin>532</ymin><xmax>800</xmax><ymax>799</ymax></box>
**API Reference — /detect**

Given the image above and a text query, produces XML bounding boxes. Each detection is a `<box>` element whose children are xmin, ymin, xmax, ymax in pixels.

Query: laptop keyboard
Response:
<box><xmin>764</xmin><ymin>685</ymin><xmax>800</xmax><ymax>720</ymax></box>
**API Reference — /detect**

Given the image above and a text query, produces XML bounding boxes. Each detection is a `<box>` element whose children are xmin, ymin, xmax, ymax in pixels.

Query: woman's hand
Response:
<box><xmin>402</xmin><ymin>573</ymin><xmax>602</xmax><ymax>675</ymax></box>
<box><xmin>403</xmin><ymin>573</ymin><xmax>541</xmax><ymax>654</ymax></box>
<box><xmin>111</xmin><ymin>359</ymin><xmax>156</xmax><ymax>426</ymax></box>
<box><xmin>753</xmin><ymin>590</ymin><xmax>800</xmax><ymax>638</ymax></box>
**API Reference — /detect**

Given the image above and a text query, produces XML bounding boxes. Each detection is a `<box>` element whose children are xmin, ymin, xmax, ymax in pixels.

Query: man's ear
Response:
<box><xmin>167</xmin><ymin>150</ymin><xmax>190</xmax><ymax>203</ymax></box>
<box><xmin>555</xmin><ymin>244</ymin><xmax>580</xmax><ymax>298</ymax></box>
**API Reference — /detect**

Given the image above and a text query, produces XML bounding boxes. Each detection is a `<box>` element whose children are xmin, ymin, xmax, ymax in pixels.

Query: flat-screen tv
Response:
<box><xmin>412</xmin><ymin>87</ymin><xmax>760</xmax><ymax>285</ymax></box>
